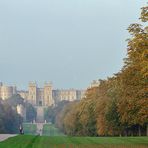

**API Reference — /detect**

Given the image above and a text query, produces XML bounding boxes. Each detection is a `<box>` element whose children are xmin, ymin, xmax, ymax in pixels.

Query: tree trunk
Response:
<box><xmin>138</xmin><ymin>125</ymin><xmax>141</xmax><ymax>136</ymax></box>
<box><xmin>131</xmin><ymin>130</ymin><xmax>134</xmax><ymax>137</ymax></box>
<box><xmin>125</xmin><ymin>129</ymin><xmax>128</xmax><ymax>137</ymax></box>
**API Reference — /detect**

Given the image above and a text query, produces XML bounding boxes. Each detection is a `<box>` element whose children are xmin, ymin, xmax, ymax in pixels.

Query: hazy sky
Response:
<box><xmin>0</xmin><ymin>0</ymin><xmax>147</xmax><ymax>90</ymax></box>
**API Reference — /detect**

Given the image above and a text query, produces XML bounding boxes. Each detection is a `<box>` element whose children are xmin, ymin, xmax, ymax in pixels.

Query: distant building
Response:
<box><xmin>17</xmin><ymin>90</ymin><xmax>28</xmax><ymax>100</ymax></box>
<box><xmin>18</xmin><ymin>82</ymin><xmax>85</xmax><ymax>107</ymax></box>
<box><xmin>26</xmin><ymin>82</ymin><xmax>54</xmax><ymax>106</ymax></box>
<box><xmin>0</xmin><ymin>81</ymin><xmax>85</xmax><ymax>123</ymax></box>
<box><xmin>90</xmin><ymin>80</ymin><xmax>100</xmax><ymax>88</ymax></box>
<box><xmin>0</xmin><ymin>83</ymin><xmax>16</xmax><ymax>100</ymax></box>
<box><xmin>0</xmin><ymin>82</ymin><xmax>85</xmax><ymax>107</ymax></box>
<box><xmin>77</xmin><ymin>90</ymin><xmax>85</xmax><ymax>100</ymax></box>
<box><xmin>52</xmin><ymin>89</ymin><xmax>85</xmax><ymax>104</ymax></box>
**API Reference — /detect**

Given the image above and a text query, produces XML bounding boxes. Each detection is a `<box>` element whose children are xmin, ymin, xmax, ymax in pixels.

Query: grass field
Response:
<box><xmin>42</xmin><ymin>124</ymin><xmax>65</xmax><ymax>136</ymax></box>
<box><xmin>23</xmin><ymin>123</ymin><xmax>37</xmax><ymax>135</ymax></box>
<box><xmin>0</xmin><ymin>135</ymin><xmax>147</xmax><ymax>148</ymax></box>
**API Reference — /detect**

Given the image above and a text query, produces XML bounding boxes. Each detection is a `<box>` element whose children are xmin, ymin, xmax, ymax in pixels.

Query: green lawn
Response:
<box><xmin>42</xmin><ymin>124</ymin><xmax>65</xmax><ymax>136</ymax></box>
<box><xmin>23</xmin><ymin>123</ymin><xmax>37</xmax><ymax>135</ymax></box>
<box><xmin>0</xmin><ymin>135</ymin><xmax>147</xmax><ymax>148</ymax></box>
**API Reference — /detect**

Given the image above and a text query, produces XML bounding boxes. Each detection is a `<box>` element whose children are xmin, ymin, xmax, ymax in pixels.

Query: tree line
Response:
<box><xmin>54</xmin><ymin>6</ymin><xmax>148</xmax><ymax>136</ymax></box>
<box><xmin>0</xmin><ymin>98</ymin><xmax>21</xmax><ymax>133</ymax></box>
<box><xmin>0</xmin><ymin>94</ymin><xmax>37</xmax><ymax>133</ymax></box>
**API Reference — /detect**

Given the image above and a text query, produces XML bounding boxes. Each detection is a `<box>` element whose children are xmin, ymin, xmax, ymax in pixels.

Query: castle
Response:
<box><xmin>0</xmin><ymin>82</ymin><xmax>85</xmax><ymax>107</ymax></box>
<box><xmin>0</xmin><ymin>81</ymin><xmax>99</xmax><ymax>122</ymax></box>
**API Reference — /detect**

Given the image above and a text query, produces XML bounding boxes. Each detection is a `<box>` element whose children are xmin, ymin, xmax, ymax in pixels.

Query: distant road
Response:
<box><xmin>36</xmin><ymin>123</ymin><xmax>44</xmax><ymax>136</ymax></box>
<box><xmin>0</xmin><ymin>134</ymin><xmax>17</xmax><ymax>142</ymax></box>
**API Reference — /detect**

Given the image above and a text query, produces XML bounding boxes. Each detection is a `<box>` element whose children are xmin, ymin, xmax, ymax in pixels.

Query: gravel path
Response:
<box><xmin>0</xmin><ymin>134</ymin><xmax>17</xmax><ymax>142</ymax></box>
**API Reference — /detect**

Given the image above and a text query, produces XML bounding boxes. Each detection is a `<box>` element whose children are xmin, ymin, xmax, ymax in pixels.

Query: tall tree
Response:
<box><xmin>118</xmin><ymin>6</ymin><xmax>148</xmax><ymax>136</ymax></box>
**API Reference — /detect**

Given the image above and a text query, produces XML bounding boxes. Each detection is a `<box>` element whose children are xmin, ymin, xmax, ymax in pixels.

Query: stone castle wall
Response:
<box><xmin>0</xmin><ymin>82</ymin><xmax>85</xmax><ymax>107</ymax></box>
<box><xmin>0</xmin><ymin>83</ymin><xmax>16</xmax><ymax>100</ymax></box>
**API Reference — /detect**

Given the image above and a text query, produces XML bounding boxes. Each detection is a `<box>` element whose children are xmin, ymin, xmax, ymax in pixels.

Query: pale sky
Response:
<box><xmin>0</xmin><ymin>0</ymin><xmax>147</xmax><ymax>90</ymax></box>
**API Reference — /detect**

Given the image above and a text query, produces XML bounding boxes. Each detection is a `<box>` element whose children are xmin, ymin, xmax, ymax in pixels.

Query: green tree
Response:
<box><xmin>0</xmin><ymin>99</ymin><xmax>21</xmax><ymax>133</ymax></box>
<box><xmin>26</xmin><ymin>103</ymin><xmax>37</xmax><ymax>122</ymax></box>
<box><xmin>6</xmin><ymin>94</ymin><xmax>24</xmax><ymax>107</ymax></box>
<box><xmin>105</xmin><ymin>98</ymin><xmax>122</xmax><ymax>136</ymax></box>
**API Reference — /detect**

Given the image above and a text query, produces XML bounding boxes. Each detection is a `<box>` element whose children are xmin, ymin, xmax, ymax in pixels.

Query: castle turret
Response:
<box><xmin>1</xmin><ymin>86</ymin><xmax>14</xmax><ymax>100</ymax></box>
<box><xmin>28</xmin><ymin>82</ymin><xmax>37</xmax><ymax>106</ymax></box>
<box><xmin>44</xmin><ymin>82</ymin><xmax>54</xmax><ymax>106</ymax></box>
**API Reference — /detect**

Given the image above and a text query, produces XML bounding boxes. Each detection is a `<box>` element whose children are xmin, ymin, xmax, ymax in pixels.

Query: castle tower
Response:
<box><xmin>44</xmin><ymin>82</ymin><xmax>54</xmax><ymax>106</ymax></box>
<box><xmin>37</xmin><ymin>88</ymin><xmax>44</xmax><ymax>106</ymax></box>
<box><xmin>28</xmin><ymin>82</ymin><xmax>37</xmax><ymax>106</ymax></box>
<box><xmin>0</xmin><ymin>86</ymin><xmax>14</xmax><ymax>100</ymax></box>
<box><xmin>0</xmin><ymin>83</ymin><xmax>17</xmax><ymax>100</ymax></box>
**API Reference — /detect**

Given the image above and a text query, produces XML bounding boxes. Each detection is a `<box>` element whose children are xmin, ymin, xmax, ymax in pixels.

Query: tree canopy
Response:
<box><xmin>54</xmin><ymin>5</ymin><xmax>148</xmax><ymax>136</ymax></box>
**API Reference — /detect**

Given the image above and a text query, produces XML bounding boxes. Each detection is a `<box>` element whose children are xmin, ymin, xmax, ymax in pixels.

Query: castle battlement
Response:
<box><xmin>0</xmin><ymin>82</ymin><xmax>85</xmax><ymax>107</ymax></box>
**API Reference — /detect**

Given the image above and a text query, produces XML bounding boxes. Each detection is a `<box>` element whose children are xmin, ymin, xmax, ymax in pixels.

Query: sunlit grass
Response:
<box><xmin>23</xmin><ymin>123</ymin><xmax>37</xmax><ymax>135</ymax></box>
<box><xmin>0</xmin><ymin>135</ymin><xmax>147</xmax><ymax>148</ymax></box>
<box><xmin>42</xmin><ymin>124</ymin><xmax>65</xmax><ymax>136</ymax></box>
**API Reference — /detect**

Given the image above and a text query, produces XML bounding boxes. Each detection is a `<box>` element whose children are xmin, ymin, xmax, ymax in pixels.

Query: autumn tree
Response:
<box><xmin>54</xmin><ymin>5</ymin><xmax>148</xmax><ymax>137</ymax></box>
<box><xmin>118</xmin><ymin>6</ymin><xmax>148</xmax><ymax>136</ymax></box>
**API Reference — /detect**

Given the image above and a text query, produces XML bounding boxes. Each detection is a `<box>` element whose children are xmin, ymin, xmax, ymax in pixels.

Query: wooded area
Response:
<box><xmin>0</xmin><ymin>99</ymin><xmax>21</xmax><ymax>133</ymax></box>
<box><xmin>54</xmin><ymin>6</ymin><xmax>148</xmax><ymax>136</ymax></box>
<box><xmin>0</xmin><ymin>94</ymin><xmax>36</xmax><ymax>133</ymax></box>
